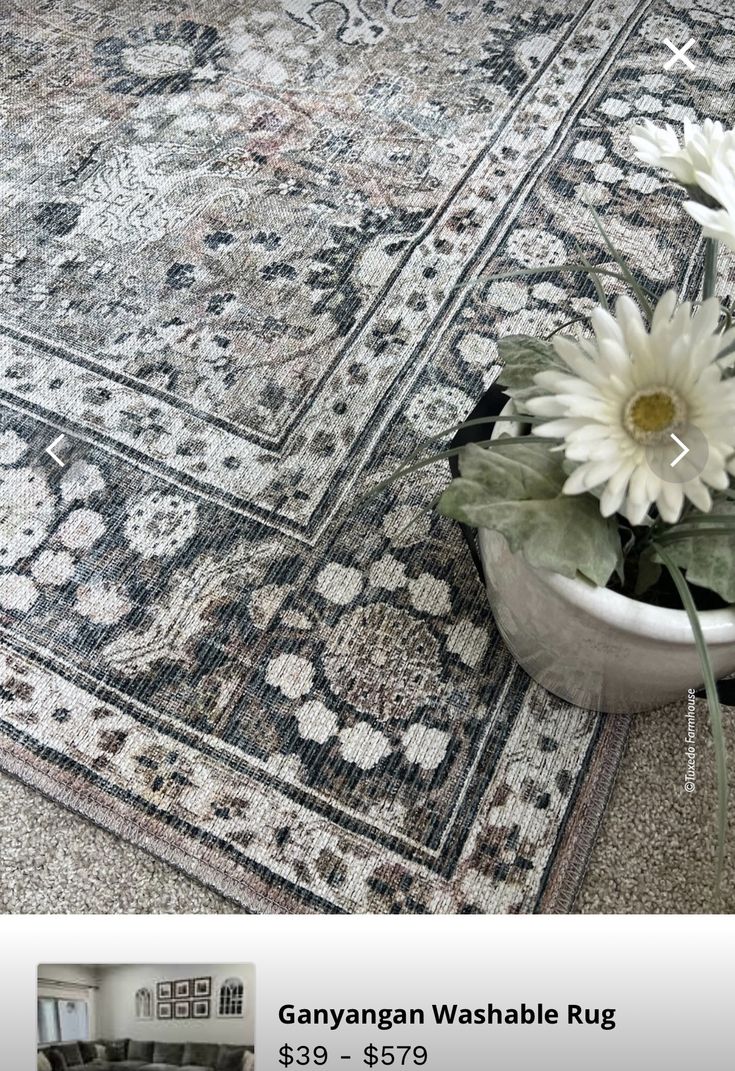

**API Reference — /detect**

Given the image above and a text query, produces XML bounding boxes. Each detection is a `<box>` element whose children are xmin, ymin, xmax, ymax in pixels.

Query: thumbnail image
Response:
<box><xmin>36</xmin><ymin>965</ymin><xmax>254</xmax><ymax>1070</ymax></box>
<box><xmin>1</xmin><ymin>1</ymin><xmax>734</xmax><ymax>916</ymax></box>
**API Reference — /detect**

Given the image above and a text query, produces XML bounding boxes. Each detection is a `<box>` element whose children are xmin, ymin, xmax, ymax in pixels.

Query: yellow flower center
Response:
<box><xmin>623</xmin><ymin>387</ymin><xmax>687</xmax><ymax>445</ymax></box>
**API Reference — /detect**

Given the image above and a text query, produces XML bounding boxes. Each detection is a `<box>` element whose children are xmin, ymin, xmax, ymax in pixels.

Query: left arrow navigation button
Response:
<box><xmin>45</xmin><ymin>434</ymin><xmax>67</xmax><ymax>467</ymax></box>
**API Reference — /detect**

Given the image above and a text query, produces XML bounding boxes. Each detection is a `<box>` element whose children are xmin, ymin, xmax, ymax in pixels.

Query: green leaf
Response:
<box><xmin>438</xmin><ymin>441</ymin><xmax>620</xmax><ymax>587</ymax></box>
<box><xmin>703</xmin><ymin>237</ymin><xmax>719</xmax><ymax>302</ymax></box>
<box><xmin>573</xmin><ymin>239</ymin><xmax>610</xmax><ymax>311</ymax></box>
<box><xmin>653</xmin><ymin>503</ymin><xmax>735</xmax><ymax>602</ymax></box>
<box><xmin>359</xmin><ymin>435</ymin><xmax>540</xmax><ymax>506</ymax></box>
<box><xmin>634</xmin><ymin>547</ymin><xmax>662</xmax><ymax>597</ymax></box>
<box><xmin>587</xmin><ymin>205</ymin><xmax>654</xmax><ymax>320</ymax></box>
<box><xmin>496</xmin><ymin>335</ymin><xmax>564</xmax><ymax>396</ymax></box>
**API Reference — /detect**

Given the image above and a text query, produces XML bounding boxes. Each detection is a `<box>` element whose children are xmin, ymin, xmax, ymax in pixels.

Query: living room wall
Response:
<box><xmin>96</xmin><ymin>965</ymin><xmax>254</xmax><ymax>1047</ymax></box>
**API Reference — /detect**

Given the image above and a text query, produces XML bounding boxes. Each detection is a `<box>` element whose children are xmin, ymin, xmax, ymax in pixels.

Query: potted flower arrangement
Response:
<box><xmin>381</xmin><ymin>119</ymin><xmax>735</xmax><ymax>883</ymax></box>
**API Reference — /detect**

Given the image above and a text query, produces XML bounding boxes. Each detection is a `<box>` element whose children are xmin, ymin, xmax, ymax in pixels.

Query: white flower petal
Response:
<box><xmin>622</xmin><ymin>496</ymin><xmax>650</xmax><ymax>527</ymax></box>
<box><xmin>683</xmin><ymin>481</ymin><xmax>712</xmax><ymax>513</ymax></box>
<box><xmin>524</xmin><ymin>396</ymin><xmax>568</xmax><ymax>417</ymax></box>
<box><xmin>685</xmin><ymin>200</ymin><xmax>735</xmax><ymax>252</ymax></box>
<box><xmin>599</xmin><ymin>482</ymin><xmax>627</xmax><ymax>517</ymax></box>
<box><xmin>656</xmin><ymin>482</ymin><xmax>684</xmax><ymax>523</ymax></box>
<box><xmin>532</xmin><ymin>418</ymin><xmax>589</xmax><ymax>438</ymax></box>
<box><xmin>631</xmin><ymin>118</ymin><xmax>735</xmax><ymax>200</ymax></box>
<box><xmin>650</xmin><ymin>289</ymin><xmax>678</xmax><ymax>332</ymax></box>
<box><xmin>562</xmin><ymin>466</ymin><xmax>592</xmax><ymax>496</ymax></box>
<box><xmin>627</xmin><ymin>465</ymin><xmax>650</xmax><ymax>506</ymax></box>
<box><xmin>531</xmin><ymin>287</ymin><xmax>734</xmax><ymax>533</ymax></box>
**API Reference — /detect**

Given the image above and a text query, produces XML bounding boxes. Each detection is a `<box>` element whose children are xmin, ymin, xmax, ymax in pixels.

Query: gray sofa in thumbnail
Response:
<box><xmin>39</xmin><ymin>1040</ymin><xmax>253</xmax><ymax>1071</ymax></box>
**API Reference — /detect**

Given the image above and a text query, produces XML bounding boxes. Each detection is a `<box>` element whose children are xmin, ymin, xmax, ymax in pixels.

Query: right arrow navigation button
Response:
<box><xmin>669</xmin><ymin>433</ymin><xmax>690</xmax><ymax>468</ymax></box>
<box><xmin>645</xmin><ymin>422</ymin><xmax>708</xmax><ymax>484</ymax></box>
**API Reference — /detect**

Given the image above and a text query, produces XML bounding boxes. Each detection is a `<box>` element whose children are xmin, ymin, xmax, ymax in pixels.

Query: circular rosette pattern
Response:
<box><xmin>322</xmin><ymin>603</ymin><xmax>440</xmax><ymax>720</ymax></box>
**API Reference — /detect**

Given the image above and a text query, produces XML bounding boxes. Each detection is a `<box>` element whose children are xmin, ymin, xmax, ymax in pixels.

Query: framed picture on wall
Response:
<box><xmin>174</xmin><ymin>1002</ymin><xmax>190</xmax><ymax>1019</ymax></box>
<box><xmin>192</xmin><ymin>1000</ymin><xmax>210</xmax><ymax>1019</ymax></box>
<box><xmin>157</xmin><ymin>982</ymin><xmax>173</xmax><ymax>1001</ymax></box>
<box><xmin>174</xmin><ymin>980</ymin><xmax>191</xmax><ymax>999</ymax></box>
<box><xmin>157</xmin><ymin>1003</ymin><xmax>173</xmax><ymax>1020</ymax></box>
<box><xmin>193</xmin><ymin>977</ymin><xmax>211</xmax><ymax>998</ymax></box>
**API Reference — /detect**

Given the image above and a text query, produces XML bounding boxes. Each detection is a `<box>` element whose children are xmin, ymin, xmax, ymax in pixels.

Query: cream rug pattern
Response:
<box><xmin>0</xmin><ymin>0</ymin><xmax>720</xmax><ymax>911</ymax></box>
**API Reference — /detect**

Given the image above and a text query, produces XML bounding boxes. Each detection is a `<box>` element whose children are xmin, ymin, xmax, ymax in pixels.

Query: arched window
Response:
<box><xmin>217</xmin><ymin>978</ymin><xmax>244</xmax><ymax>1018</ymax></box>
<box><xmin>135</xmin><ymin>987</ymin><xmax>153</xmax><ymax>1020</ymax></box>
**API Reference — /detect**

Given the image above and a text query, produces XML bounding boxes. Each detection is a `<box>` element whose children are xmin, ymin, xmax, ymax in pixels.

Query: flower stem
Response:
<box><xmin>703</xmin><ymin>237</ymin><xmax>719</xmax><ymax>301</ymax></box>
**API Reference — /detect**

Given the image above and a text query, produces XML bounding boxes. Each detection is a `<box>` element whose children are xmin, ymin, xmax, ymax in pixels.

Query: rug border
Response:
<box><xmin>0</xmin><ymin>744</ymin><xmax>303</xmax><ymax>914</ymax></box>
<box><xmin>536</xmin><ymin>713</ymin><xmax>632</xmax><ymax>914</ymax></box>
<box><xmin>0</xmin><ymin>710</ymin><xmax>632</xmax><ymax>914</ymax></box>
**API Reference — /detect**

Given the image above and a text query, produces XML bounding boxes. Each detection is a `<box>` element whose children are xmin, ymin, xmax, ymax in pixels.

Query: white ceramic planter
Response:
<box><xmin>478</xmin><ymin>407</ymin><xmax>735</xmax><ymax>713</ymax></box>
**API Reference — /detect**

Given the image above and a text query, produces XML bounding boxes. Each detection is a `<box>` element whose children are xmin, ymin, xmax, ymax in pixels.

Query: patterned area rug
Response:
<box><xmin>0</xmin><ymin>0</ymin><xmax>721</xmax><ymax>912</ymax></box>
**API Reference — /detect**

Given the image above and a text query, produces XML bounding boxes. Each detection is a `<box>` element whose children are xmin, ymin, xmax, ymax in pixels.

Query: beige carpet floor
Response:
<box><xmin>2</xmin><ymin>698</ymin><xmax>733</xmax><ymax>913</ymax></box>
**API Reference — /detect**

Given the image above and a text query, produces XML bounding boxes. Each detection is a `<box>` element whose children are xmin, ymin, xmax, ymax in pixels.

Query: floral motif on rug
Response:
<box><xmin>0</xmin><ymin>0</ymin><xmax>719</xmax><ymax>911</ymax></box>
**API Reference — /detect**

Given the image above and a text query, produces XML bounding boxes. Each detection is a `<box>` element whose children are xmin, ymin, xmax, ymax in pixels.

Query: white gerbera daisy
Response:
<box><xmin>630</xmin><ymin>118</ymin><xmax>735</xmax><ymax>197</ymax></box>
<box><xmin>526</xmin><ymin>292</ymin><xmax>735</xmax><ymax>525</ymax></box>
<box><xmin>685</xmin><ymin>153</ymin><xmax>735</xmax><ymax>253</ymax></box>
